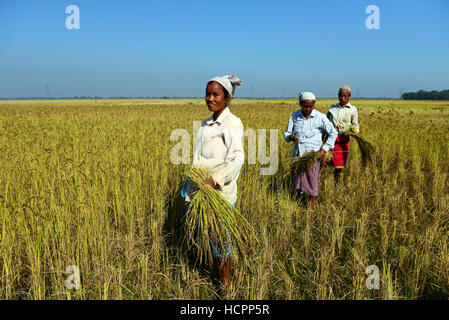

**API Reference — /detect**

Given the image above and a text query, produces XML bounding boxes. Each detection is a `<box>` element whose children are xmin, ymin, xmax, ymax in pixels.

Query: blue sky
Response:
<box><xmin>1</xmin><ymin>0</ymin><xmax>448</xmax><ymax>98</ymax></box>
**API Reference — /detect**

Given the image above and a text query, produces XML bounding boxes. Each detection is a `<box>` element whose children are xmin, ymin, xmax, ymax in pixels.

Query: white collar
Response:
<box><xmin>299</xmin><ymin>108</ymin><xmax>317</xmax><ymax>118</ymax></box>
<box><xmin>206</xmin><ymin>106</ymin><xmax>231</xmax><ymax>125</ymax></box>
<box><xmin>337</xmin><ymin>102</ymin><xmax>352</xmax><ymax>108</ymax></box>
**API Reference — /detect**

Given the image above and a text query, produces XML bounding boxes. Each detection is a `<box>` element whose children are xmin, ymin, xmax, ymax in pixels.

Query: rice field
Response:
<box><xmin>0</xmin><ymin>98</ymin><xmax>448</xmax><ymax>299</ymax></box>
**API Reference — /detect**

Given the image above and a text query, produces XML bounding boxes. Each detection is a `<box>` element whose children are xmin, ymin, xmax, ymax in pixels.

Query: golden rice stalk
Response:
<box><xmin>345</xmin><ymin>126</ymin><xmax>376</xmax><ymax>166</ymax></box>
<box><xmin>183</xmin><ymin>167</ymin><xmax>257</xmax><ymax>265</ymax></box>
<box><xmin>282</xmin><ymin>150</ymin><xmax>331</xmax><ymax>180</ymax></box>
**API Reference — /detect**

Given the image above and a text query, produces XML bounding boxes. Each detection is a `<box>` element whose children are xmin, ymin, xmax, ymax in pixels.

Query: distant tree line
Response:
<box><xmin>401</xmin><ymin>89</ymin><xmax>449</xmax><ymax>100</ymax></box>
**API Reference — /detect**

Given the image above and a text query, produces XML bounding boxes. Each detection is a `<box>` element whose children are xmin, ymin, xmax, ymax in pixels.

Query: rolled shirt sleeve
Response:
<box><xmin>210</xmin><ymin>119</ymin><xmax>245</xmax><ymax>189</ymax></box>
<box><xmin>283</xmin><ymin>114</ymin><xmax>294</xmax><ymax>142</ymax></box>
<box><xmin>320</xmin><ymin>116</ymin><xmax>338</xmax><ymax>151</ymax></box>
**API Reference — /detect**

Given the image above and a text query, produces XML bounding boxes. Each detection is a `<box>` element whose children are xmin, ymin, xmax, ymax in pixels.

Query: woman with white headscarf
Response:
<box><xmin>182</xmin><ymin>75</ymin><xmax>244</xmax><ymax>291</ymax></box>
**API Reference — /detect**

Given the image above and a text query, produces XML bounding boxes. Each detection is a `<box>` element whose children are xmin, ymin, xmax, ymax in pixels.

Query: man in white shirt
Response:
<box><xmin>284</xmin><ymin>92</ymin><xmax>337</xmax><ymax>210</ymax></box>
<box><xmin>326</xmin><ymin>85</ymin><xmax>359</xmax><ymax>184</ymax></box>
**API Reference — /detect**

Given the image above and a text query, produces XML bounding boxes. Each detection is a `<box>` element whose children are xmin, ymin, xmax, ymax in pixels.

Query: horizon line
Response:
<box><xmin>0</xmin><ymin>96</ymin><xmax>404</xmax><ymax>101</ymax></box>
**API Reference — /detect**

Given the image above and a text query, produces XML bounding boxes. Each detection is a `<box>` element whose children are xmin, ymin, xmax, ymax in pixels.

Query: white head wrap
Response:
<box><xmin>299</xmin><ymin>92</ymin><xmax>316</xmax><ymax>101</ymax></box>
<box><xmin>208</xmin><ymin>75</ymin><xmax>242</xmax><ymax>98</ymax></box>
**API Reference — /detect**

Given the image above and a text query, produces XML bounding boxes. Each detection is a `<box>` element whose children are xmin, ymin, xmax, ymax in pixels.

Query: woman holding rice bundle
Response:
<box><xmin>326</xmin><ymin>85</ymin><xmax>360</xmax><ymax>184</ymax></box>
<box><xmin>284</xmin><ymin>92</ymin><xmax>337</xmax><ymax>210</ymax></box>
<box><xmin>182</xmin><ymin>75</ymin><xmax>244</xmax><ymax>290</ymax></box>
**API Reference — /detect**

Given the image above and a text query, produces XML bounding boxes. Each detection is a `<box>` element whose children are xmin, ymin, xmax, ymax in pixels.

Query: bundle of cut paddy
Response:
<box><xmin>345</xmin><ymin>126</ymin><xmax>376</xmax><ymax>166</ymax></box>
<box><xmin>183</xmin><ymin>166</ymin><xmax>257</xmax><ymax>265</ymax></box>
<box><xmin>282</xmin><ymin>150</ymin><xmax>331</xmax><ymax>180</ymax></box>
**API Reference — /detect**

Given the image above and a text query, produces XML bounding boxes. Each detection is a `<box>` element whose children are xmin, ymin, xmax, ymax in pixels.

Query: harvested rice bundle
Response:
<box><xmin>282</xmin><ymin>150</ymin><xmax>331</xmax><ymax>180</ymax></box>
<box><xmin>345</xmin><ymin>126</ymin><xmax>376</xmax><ymax>166</ymax></box>
<box><xmin>183</xmin><ymin>166</ymin><xmax>257</xmax><ymax>265</ymax></box>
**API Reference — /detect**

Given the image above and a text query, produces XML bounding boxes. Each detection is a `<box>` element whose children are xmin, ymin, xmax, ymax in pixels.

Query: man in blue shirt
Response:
<box><xmin>284</xmin><ymin>92</ymin><xmax>338</xmax><ymax>209</ymax></box>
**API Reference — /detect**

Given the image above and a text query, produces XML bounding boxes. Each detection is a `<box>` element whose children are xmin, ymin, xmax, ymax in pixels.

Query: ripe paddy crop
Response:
<box><xmin>0</xmin><ymin>99</ymin><xmax>448</xmax><ymax>299</ymax></box>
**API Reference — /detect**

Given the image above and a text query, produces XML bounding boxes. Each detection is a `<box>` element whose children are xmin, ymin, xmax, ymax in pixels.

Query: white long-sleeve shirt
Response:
<box><xmin>185</xmin><ymin>107</ymin><xmax>244</xmax><ymax>205</ymax></box>
<box><xmin>327</xmin><ymin>103</ymin><xmax>359</xmax><ymax>134</ymax></box>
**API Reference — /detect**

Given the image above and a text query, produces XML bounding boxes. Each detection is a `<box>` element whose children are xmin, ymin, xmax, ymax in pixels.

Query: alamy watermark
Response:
<box><xmin>365</xmin><ymin>265</ymin><xmax>380</xmax><ymax>290</ymax></box>
<box><xmin>64</xmin><ymin>265</ymin><xmax>80</xmax><ymax>290</ymax></box>
<box><xmin>365</xmin><ymin>5</ymin><xmax>380</xmax><ymax>30</ymax></box>
<box><xmin>63</xmin><ymin>6</ymin><xmax>379</xmax><ymax>32</ymax></box>
<box><xmin>66</xmin><ymin>5</ymin><xmax>80</xmax><ymax>30</ymax></box>
<box><xmin>170</xmin><ymin>121</ymin><xmax>278</xmax><ymax>175</ymax></box>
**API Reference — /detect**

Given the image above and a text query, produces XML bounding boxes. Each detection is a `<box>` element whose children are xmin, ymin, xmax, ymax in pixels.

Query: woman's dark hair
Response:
<box><xmin>207</xmin><ymin>81</ymin><xmax>230</xmax><ymax>99</ymax></box>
